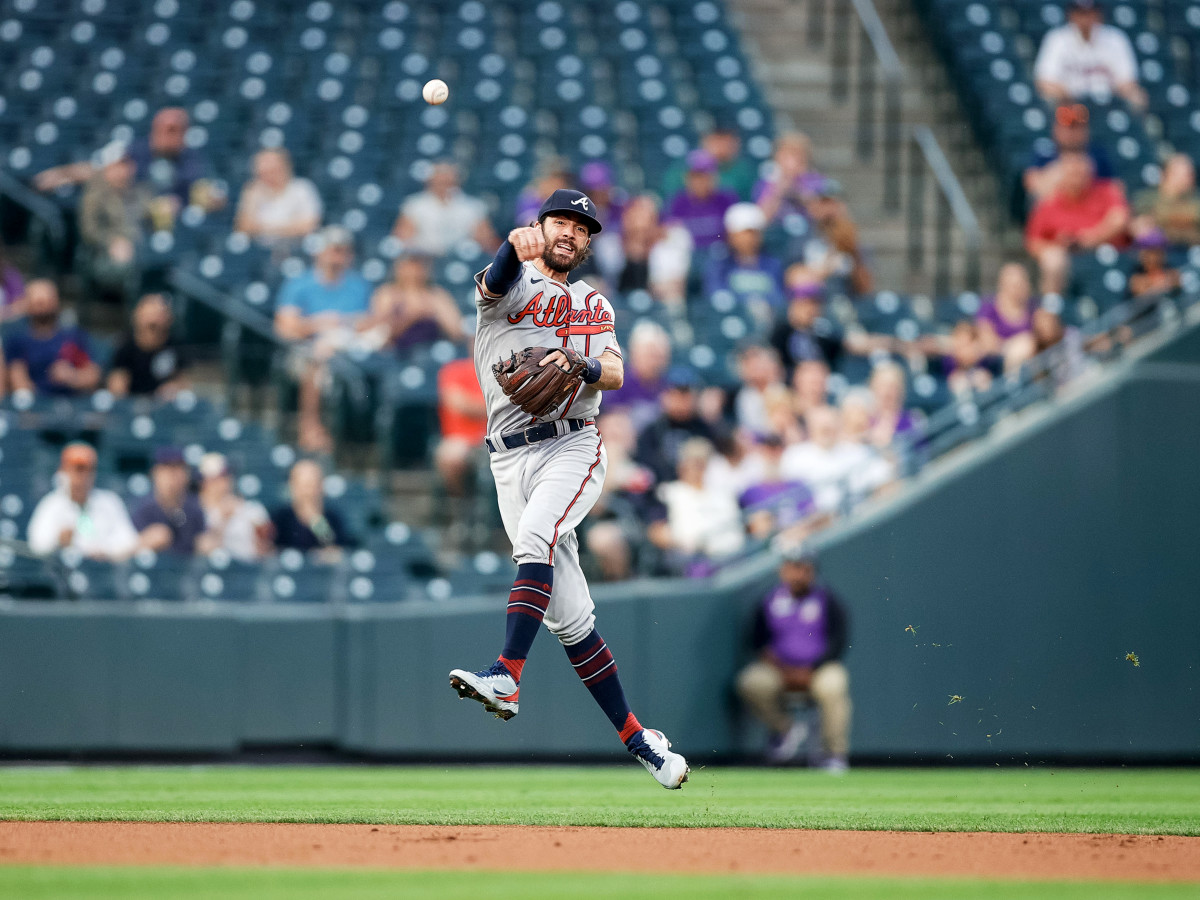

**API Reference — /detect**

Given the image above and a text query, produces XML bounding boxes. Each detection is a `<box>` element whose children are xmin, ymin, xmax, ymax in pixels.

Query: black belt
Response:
<box><xmin>486</xmin><ymin>418</ymin><xmax>593</xmax><ymax>453</ymax></box>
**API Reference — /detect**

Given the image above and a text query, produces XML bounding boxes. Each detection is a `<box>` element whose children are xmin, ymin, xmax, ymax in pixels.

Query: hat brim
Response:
<box><xmin>538</xmin><ymin>207</ymin><xmax>603</xmax><ymax>234</ymax></box>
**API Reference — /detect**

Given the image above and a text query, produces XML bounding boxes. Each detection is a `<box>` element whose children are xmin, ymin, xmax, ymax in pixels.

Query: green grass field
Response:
<box><xmin>2</xmin><ymin>765</ymin><xmax>1198</xmax><ymax>899</ymax></box>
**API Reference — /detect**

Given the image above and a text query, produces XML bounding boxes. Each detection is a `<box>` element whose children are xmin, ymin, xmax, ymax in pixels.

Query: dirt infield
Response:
<box><xmin>2</xmin><ymin>822</ymin><xmax>1199</xmax><ymax>881</ymax></box>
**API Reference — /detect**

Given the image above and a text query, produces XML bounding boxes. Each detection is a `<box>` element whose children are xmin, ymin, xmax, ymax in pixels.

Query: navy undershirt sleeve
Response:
<box><xmin>483</xmin><ymin>240</ymin><xmax>523</xmax><ymax>296</ymax></box>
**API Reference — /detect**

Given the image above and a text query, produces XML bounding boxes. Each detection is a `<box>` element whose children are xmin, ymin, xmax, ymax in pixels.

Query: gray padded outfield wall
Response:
<box><xmin>2</xmin><ymin>320</ymin><xmax>1199</xmax><ymax>760</ymax></box>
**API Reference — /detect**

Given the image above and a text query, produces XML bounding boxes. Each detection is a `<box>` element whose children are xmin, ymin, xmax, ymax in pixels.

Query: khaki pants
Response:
<box><xmin>736</xmin><ymin>659</ymin><xmax>852</xmax><ymax>758</ymax></box>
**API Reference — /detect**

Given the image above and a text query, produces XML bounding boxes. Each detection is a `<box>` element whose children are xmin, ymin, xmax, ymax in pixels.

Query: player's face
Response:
<box><xmin>539</xmin><ymin>215</ymin><xmax>591</xmax><ymax>273</ymax></box>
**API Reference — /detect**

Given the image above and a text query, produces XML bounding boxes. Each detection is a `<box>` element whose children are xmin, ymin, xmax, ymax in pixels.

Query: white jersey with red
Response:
<box><xmin>474</xmin><ymin>261</ymin><xmax>622</xmax><ymax>436</ymax></box>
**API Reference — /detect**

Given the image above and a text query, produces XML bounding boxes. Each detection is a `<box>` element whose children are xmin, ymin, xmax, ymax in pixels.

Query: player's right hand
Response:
<box><xmin>507</xmin><ymin>226</ymin><xmax>545</xmax><ymax>262</ymax></box>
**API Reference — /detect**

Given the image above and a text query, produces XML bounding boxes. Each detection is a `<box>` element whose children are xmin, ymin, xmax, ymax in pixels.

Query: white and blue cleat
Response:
<box><xmin>626</xmin><ymin>728</ymin><xmax>690</xmax><ymax>789</ymax></box>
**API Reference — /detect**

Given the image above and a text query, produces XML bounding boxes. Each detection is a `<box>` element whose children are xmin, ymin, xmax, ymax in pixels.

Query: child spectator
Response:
<box><xmin>1127</xmin><ymin>230</ymin><xmax>1181</xmax><ymax>301</ymax></box>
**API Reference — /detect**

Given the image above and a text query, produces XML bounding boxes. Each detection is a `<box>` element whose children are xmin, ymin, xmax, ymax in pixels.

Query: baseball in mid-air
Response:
<box><xmin>422</xmin><ymin>79</ymin><xmax>449</xmax><ymax>105</ymax></box>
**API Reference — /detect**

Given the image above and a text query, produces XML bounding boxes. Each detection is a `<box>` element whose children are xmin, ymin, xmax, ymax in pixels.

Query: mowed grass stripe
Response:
<box><xmin>1</xmin><ymin>766</ymin><xmax>1198</xmax><ymax>834</ymax></box>
<box><xmin>1</xmin><ymin>868</ymin><xmax>1198</xmax><ymax>900</ymax></box>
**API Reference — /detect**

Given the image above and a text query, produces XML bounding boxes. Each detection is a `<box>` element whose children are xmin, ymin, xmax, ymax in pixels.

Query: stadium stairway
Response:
<box><xmin>729</xmin><ymin>0</ymin><xmax>1018</xmax><ymax>293</ymax></box>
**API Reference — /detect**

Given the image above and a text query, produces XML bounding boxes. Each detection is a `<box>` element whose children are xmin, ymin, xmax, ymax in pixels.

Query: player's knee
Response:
<box><xmin>548</xmin><ymin>611</ymin><xmax>595</xmax><ymax>647</ymax></box>
<box><xmin>513</xmin><ymin>531</ymin><xmax>555</xmax><ymax>566</ymax></box>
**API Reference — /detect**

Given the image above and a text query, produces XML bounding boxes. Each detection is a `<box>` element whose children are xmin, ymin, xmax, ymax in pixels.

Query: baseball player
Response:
<box><xmin>448</xmin><ymin>189</ymin><xmax>690</xmax><ymax>789</ymax></box>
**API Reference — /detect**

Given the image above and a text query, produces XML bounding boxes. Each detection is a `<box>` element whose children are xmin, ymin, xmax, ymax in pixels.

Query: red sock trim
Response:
<box><xmin>498</xmin><ymin>656</ymin><xmax>525</xmax><ymax>682</ymax></box>
<box><xmin>618</xmin><ymin>712</ymin><xmax>642</xmax><ymax>744</ymax></box>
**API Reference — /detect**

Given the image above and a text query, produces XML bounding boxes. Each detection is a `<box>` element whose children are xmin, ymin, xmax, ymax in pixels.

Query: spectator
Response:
<box><xmin>663</xmin><ymin>149</ymin><xmax>739</xmax><ymax>251</ymax></box>
<box><xmin>734</xmin><ymin>345</ymin><xmax>785</xmax><ymax>435</ymax></box>
<box><xmin>271</xmin><ymin>459</ymin><xmax>353</xmax><ymax>561</ymax></box>
<box><xmin>514</xmin><ymin>156</ymin><xmax>572</xmax><ymax>227</ymax></box>
<box><xmin>27</xmin><ymin>442</ymin><xmax>138</xmax><ymax>560</ymax></box>
<box><xmin>0</xmin><ymin>241</ymin><xmax>26</xmax><ymax>321</ymax></box>
<box><xmin>195</xmin><ymin>453</ymin><xmax>272</xmax><ymax>561</ymax></box>
<box><xmin>791</xmin><ymin>358</ymin><xmax>831</xmax><ymax>432</ymax></box>
<box><xmin>585</xmin><ymin>410</ymin><xmax>657</xmax><ymax>581</ymax></box>
<box><xmin>233</xmin><ymin>148</ymin><xmax>323</xmax><ymax>252</ymax></box>
<box><xmin>35</xmin><ymin>108</ymin><xmax>215</xmax><ymax>216</ymax></box>
<box><xmin>579</xmin><ymin>161</ymin><xmax>627</xmax><ymax>233</ymax></box>
<box><xmin>1131</xmin><ymin>154</ymin><xmax>1200</xmax><ymax>248</ymax></box>
<box><xmin>782</xmin><ymin>405</ymin><xmax>885</xmax><ymax>512</ymax></box>
<box><xmin>838</xmin><ymin>387</ymin><xmax>876</xmax><ymax>447</ymax></box>
<box><xmin>274</xmin><ymin>226</ymin><xmax>373</xmax><ymax>452</ymax></box>
<box><xmin>78</xmin><ymin>141</ymin><xmax>150</xmax><ymax>303</ymax></box>
<box><xmin>867</xmin><ymin>361</ymin><xmax>919</xmax><ymax>449</ymax></box>
<box><xmin>1127</xmin><ymin>229</ymin><xmax>1182</xmax><ymax>301</ymax></box>
<box><xmin>635</xmin><ymin>366</ymin><xmax>720</xmax><ymax>485</ymax></box>
<box><xmin>4</xmin><ymin>280</ymin><xmax>101</xmax><ymax>397</ymax></box>
<box><xmin>754</xmin><ymin>131</ymin><xmax>825</xmax><ymax>225</ymax></box>
<box><xmin>662</xmin><ymin>127</ymin><xmax>756</xmax><ymax>201</ymax></box>
<box><xmin>107</xmin><ymin>293</ymin><xmax>189</xmax><ymax>399</ymax></box>
<box><xmin>935</xmin><ymin>320</ymin><xmax>1001</xmax><ymax>396</ymax></box>
<box><xmin>738</xmin><ymin>434</ymin><xmax>815</xmax><ymax>538</ymax></box>
<box><xmin>762</xmin><ymin>382</ymin><xmax>805</xmax><ymax>445</ymax></box>
<box><xmin>608</xmin><ymin>320</ymin><xmax>673</xmax><ymax>433</ymax></box>
<box><xmin>592</xmin><ymin>195</ymin><xmax>692</xmax><ymax>306</ymax></box>
<box><xmin>976</xmin><ymin>262</ymin><xmax>1036</xmax><ymax>368</ymax></box>
<box><xmin>650</xmin><ymin>437</ymin><xmax>745</xmax><ymax>567</ymax></box>
<box><xmin>434</xmin><ymin>355</ymin><xmax>487</xmax><ymax>499</ymax></box>
<box><xmin>1032</xmin><ymin>306</ymin><xmax>1094</xmax><ymax>386</ymax></box>
<box><xmin>1024</xmin><ymin>104</ymin><xmax>1116</xmax><ymax>204</ymax></box>
<box><xmin>703</xmin><ymin>203</ymin><xmax>785</xmax><ymax>327</ymax></box>
<box><xmin>772</xmin><ymin>284</ymin><xmax>837</xmax><ymax>369</ymax></box>
<box><xmin>1034</xmin><ymin>0</ymin><xmax>1146</xmax><ymax>111</ymax></box>
<box><xmin>391</xmin><ymin>161</ymin><xmax>499</xmax><ymax>257</ymax></box>
<box><xmin>736</xmin><ymin>545</ymin><xmax>850</xmax><ymax>769</ymax></box>
<box><xmin>788</xmin><ymin>179</ymin><xmax>873</xmax><ymax>296</ymax></box>
<box><xmin>367</xmin><ymin>254</ymin><xmax>465</xmax><ymax>354</ymax></box>
<box><xmin>1025</xmin><ymin>151</ymin><xmax>1130</xmax><ymax>295</ymax></box>
<box><xmin>131</xmin><ymin>446</ymin><xmax>206</xmax><ymax>555</ymax></box>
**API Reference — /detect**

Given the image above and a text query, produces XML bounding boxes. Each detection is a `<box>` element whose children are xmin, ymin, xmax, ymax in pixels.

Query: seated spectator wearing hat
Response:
<box><xmin>663</xmin><ymin>149</ymin><xmax>740</xmax><ymax>251</ymax></box>
<box><xmin>1025</xmin><ymin>151</ymin><xmax>1131</xmax><ymax>295</ymax></box>
<box><xmin>274</xmin><ymin>225</ymin><xmax>374</xmax><ymax>451</ymax></box>
<box><xmin>738</xmin><ymin>434</ymin><xmax>815</xmax><ymax>538</ymax></box>
<box><xmin>648</xmin><ymin>437</ymin><xmax>746</xmax><ymax>572</ymax></box>
<box><xmin>4</xmin><ymin>279</ymin><xmax>101</xmax><ymax>397</ymax></box>
<box><xmin>434</xmin><ymin>353</ymin><xmax>488</xmax><ymax>499</ymax></box>
<box><xmin>234</xmin><ymin>147</ymin><xmax>323</xmax><ymax>253</ymax></box>
<box><xmin>736</xmin><ymin>546</ymin><xmax>851</xmax><ymax>769</ymax></box>
<box><xmin>662</xmin><ymin>127</ymin><xmax>757</xmax><ymax>202</ymax></box>
<box><xmin>1132</xmin><ymin>154</ymin><xmax>1200</xmax><ymax>249</ymax></box>
<box><xmin>366</xmin><ymin>254</ymin><xmax>465</xmax><ymax>355</ymax></box>
<box><xmin>1034</xmin><ymin>0</ymin><xmax>1146</xmax><ymax>111</ymax></box>
<box><xmin>131</xmin><ymin>446</ymin><xmax>207</xmax><ymax>555</ymax></box>
<box><xmin>754</xmin><ymin>131</ymin><xmax>826</xmax><ymax>226</ymax></box>
<box><xmin>1024</xmin><ymin>104</ymin><xmax>1115</xmax><ymax>206</ymax></box>
<box><xmin>79</xmin><ymin>140</ymin><xmax>151</xmax><ymax>304</ymax></box>
<box><xmin>703</xmin><ymin>203</ymin><xmax>786</xmax><ymax>327</ymax></box>
<box><xmin>635</xmin><ymin>366</ymin><xmax>721</xmax><ymax>486</ymax></box>
<box><xmin>607</xmin><ymin>320</ymin><xmax>673</xmax><ymax>434</ymax></box>
<box><xmin>195</xmin><ymin>453</ymin><xmax>273</xmax><ymax>562</ymax></box>
<box><xmin>107</xmin><ymin>293</ymin><xmax>189</xmax><ymax>399</ymax></box>
<box><xmin>1128</xmin><ymin>230</ymin><xmax>1182</xmax><ymax>301</ymax></box>
<box><xmin>27</xmin><ymin>442</ymin><xmax>139</xmax><ymax>561</ymax></box>
<box><xmin>789</xmin><ymin>179</ymin><xmax>873</xmax><ymax>297</ymax></box>
<box><xmin>271</xmin><ymin>459</ymin><xmax>354</xmax><ymax>563</ymax></box>
<box><xmin>392</xmin><ymin>161</ymin><xmax>500</xmax><ymax>258</ymax></box>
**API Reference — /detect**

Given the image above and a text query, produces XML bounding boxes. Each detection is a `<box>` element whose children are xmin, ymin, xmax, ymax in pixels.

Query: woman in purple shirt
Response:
<box><xmin>976</xmin><ymin>262</ymin><xmax>1041</xmax><ymax>374</ymax></box>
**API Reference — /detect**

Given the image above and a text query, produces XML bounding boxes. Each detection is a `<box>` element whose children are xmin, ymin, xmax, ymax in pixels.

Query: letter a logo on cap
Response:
<box><xmin>570</xmin><ymin>196</ymin><xmax>590</xmax><ymax>210</ymax></box>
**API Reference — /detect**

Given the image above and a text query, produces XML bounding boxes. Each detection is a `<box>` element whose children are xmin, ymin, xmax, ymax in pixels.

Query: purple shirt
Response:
<box><xmin>1</xmin><ymin>265</ymin><xmax>24</xmax><ymax>310</ymax></box>
<box><xmin>977</xmin><ymin>299</ymin><xmax>1032</xmax><ymax>341</ymax></box>
<box><xmin>664</xmin><ymin>188</ymin><xmax>739</xmax><ymax>249</ymax></box>
<box><xmin>739</xmin><ymin>480</ymin><xmax>814</xmax><ymax>529</ymax></box>
<box><xmin>607</xmin><ymin>369</ymin><xmax>665</xmax><ymax>432</ymax></box>
<box><xmin>763</xmin><ymin>583</ymin><xmax>833</xmax><ymax>667</ymax></box>
<box><xmin>752</xmin><ymin>172</ymin><xmax>825</xmax><ymax>221</ymax></box>
<box><xmin>131</xmin><ymin>494</ymin><xmax>206</xmax><ymax>555</ymax></box>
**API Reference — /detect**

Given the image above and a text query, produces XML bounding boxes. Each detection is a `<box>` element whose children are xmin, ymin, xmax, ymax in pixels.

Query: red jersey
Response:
<box><xmin>437</xmin><ymin>357</ymin><xmax>487</xmax><ymax>443</ymax></box>
<box><xmin>1026</xmin><ymin>179</ymin><xmax>1130</xmax><ymax>248</ymax></box>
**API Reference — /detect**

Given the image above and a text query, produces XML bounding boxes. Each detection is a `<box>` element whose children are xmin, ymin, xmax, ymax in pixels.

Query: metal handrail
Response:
<box><xmin>907</xmin><ymin>125</ymin><xmax>983</xmax><ymax>295</ymax></box>
<box><xmin>0</xmin><ymin>169</ymin><xmax>68</xmax><ymax>263</ymax></box>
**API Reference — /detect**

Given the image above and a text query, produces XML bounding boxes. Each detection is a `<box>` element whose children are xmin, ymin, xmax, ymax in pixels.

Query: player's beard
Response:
<box><xmin>541</xmin><ymin>237</ymin><xmax>592</xmax><ymax>274</ymax></box>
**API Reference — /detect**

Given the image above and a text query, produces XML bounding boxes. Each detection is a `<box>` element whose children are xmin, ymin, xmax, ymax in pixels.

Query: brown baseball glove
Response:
<box><xmin>492</xmin><ymin>346</ymin><xmax>588</xmax><ymax>418</ymax></box>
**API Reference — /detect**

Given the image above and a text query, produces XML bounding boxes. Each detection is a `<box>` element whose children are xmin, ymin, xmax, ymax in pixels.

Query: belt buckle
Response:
<box><xmin>522</xmin><ymin>424</ymin><xmax>542</xmax><ymax>444</ymax></box>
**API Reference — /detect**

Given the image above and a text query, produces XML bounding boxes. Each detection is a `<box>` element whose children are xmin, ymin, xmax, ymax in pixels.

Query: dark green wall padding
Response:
<box><xmin>3</xmin><ymin>323</ymin><xmax>1199</xmax><ymax>760</ymax></box>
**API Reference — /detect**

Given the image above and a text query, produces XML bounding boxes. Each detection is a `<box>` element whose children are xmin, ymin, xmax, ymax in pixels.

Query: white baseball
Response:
<box><xmin>422</xmin><ymin>79</ymin><xmax>449</xmax><ymax>105</ymax></box>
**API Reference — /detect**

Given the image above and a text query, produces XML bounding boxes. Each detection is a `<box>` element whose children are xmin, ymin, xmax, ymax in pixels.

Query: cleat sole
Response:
<box><xmin>449</xmin><ymin>675</ymin><xmax>516</xmax><ymax>721</ymax></box>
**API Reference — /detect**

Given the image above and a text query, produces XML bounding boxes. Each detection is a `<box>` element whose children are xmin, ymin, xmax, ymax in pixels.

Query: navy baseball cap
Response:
<box><xmin>1068</xmin><ymin>0</ymin><xmax>1100</xmax><ymax>11</ymax></box>
<box><xmin>538</xmin><ymin>189</ymin><xmax>603</xmax><ymax>234</ymax></box>
<box><xmin>153</xmin><ymin>445</ymin><xmax>187</xmax><ymax>466</ymax></box>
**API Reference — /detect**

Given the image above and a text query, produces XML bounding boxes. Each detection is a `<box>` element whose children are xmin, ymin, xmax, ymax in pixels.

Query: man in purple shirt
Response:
<box><xmin>663</xmin><ymin>150</ymin><xmax>739</xmax><ymax>250</ymax></box>
<box><xmin>131</xmin><ymin>446</ymin><xmax>206</xmax><ymax>556</ymax></box>
<box><xmin>736</xmin><ymin>544</ymin><xmax>851</xmax><ymax>769</ymax></box>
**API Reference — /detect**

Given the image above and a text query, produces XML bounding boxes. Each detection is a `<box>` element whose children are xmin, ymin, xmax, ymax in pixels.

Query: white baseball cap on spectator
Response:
<box><xmin>198</xmin><ymin>452</ymin><xmax>231</xmax><ymax>481</ymax></box>
<box><xmin>93</xmin><ymin>140</ymin><xmax>131</xmax><ymax>168</ymax></box>
<box><xmin>724</xmin><ymin>202</ymin><xmax>767</xmax><ymax>234</ymax></box>
<box><xmin>313</xmin><ymin>225</ymin><xmax>354</xmax><ymax>253</ymax></box>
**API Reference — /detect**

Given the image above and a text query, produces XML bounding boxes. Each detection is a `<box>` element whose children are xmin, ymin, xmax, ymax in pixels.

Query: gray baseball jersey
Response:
<box><xmin>474</xmin><ymin>261</ymin><xmax>622</xmax><ymax>436</ymax></box>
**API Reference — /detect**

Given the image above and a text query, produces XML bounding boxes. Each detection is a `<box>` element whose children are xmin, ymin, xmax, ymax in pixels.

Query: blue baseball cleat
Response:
<box><xmin>449</xmin><ymin>662</ymin><xmax>520</xmax><ymax>721</ymax></box>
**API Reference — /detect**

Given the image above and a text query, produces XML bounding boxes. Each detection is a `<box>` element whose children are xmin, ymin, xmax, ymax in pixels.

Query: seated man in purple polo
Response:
<box><xmin>132</xmin><ymin>446</ymin><xmax>207</xmax><ymax>556</ymax></box>
<box><xmin>4</xmin><ymin>279</ymin><xmax>101</xmax><ymax>396</ymax></box>
<box><xmin>663</xmin><ymin>149</ymin><xmax>739</xmax><ymax>251</ymax></box>
<box><xmin>736</xmin><ymin>544</ymin><xmax>851</xmax><ymax>769</ymax></box>
<box><xmin>702</xmin><ymin>202</ymin><xmax>785</xmax><ymax>327</ymax></box>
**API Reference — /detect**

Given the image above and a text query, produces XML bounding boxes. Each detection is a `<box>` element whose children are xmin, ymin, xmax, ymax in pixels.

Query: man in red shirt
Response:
<box><xmin>435</xmin><ymin>355</ymin><xmax>488</xmax><ymax>498</ymax></box>
<box><xmin>1026</xmin><ymin>151</ymin><xmax>1130</xmax><ymax>294</ymax></box>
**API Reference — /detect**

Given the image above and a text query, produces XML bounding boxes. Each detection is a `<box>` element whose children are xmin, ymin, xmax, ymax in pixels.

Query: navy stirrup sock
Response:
<box><xmin>498</xmin><ymin>562</ymin><xmax>553</xmax><ymax>682</ymax></box>
<box><xmin>565</xmin><ymin>629</ymin><xmax>643</xmax><ymax>744</ymax></box>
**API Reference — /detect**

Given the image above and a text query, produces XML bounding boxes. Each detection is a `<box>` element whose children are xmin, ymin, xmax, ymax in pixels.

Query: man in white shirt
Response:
<box><xmin>391</xmin><ymin>162</ymin><xmax>499</xmax><ymax>258</ymax></box>
<box><xmin>652</xmin><ymin>437</ymin><xmax>746</xmax><ymax>561</ymax></box>
<box><xmin>781</xmin><ymin>405</ymin><xmax>887</xmax><ymax>513</ymax></box>
<box><xmin>27</xmin><ymin>442</ymin><xmax>139</xmax><ymax>560</ymax></box>
<box><xmin>1034</xmin><ymin>0</ymin><xmax>1147</xmax><ymax>112</ymax></box>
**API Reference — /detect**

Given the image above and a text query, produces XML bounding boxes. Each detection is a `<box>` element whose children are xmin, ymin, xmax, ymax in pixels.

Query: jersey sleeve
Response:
<box><xmin>473</xmin><ymin>263</ymin><xmax>533</xmax><ymax>315</ymax></box>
